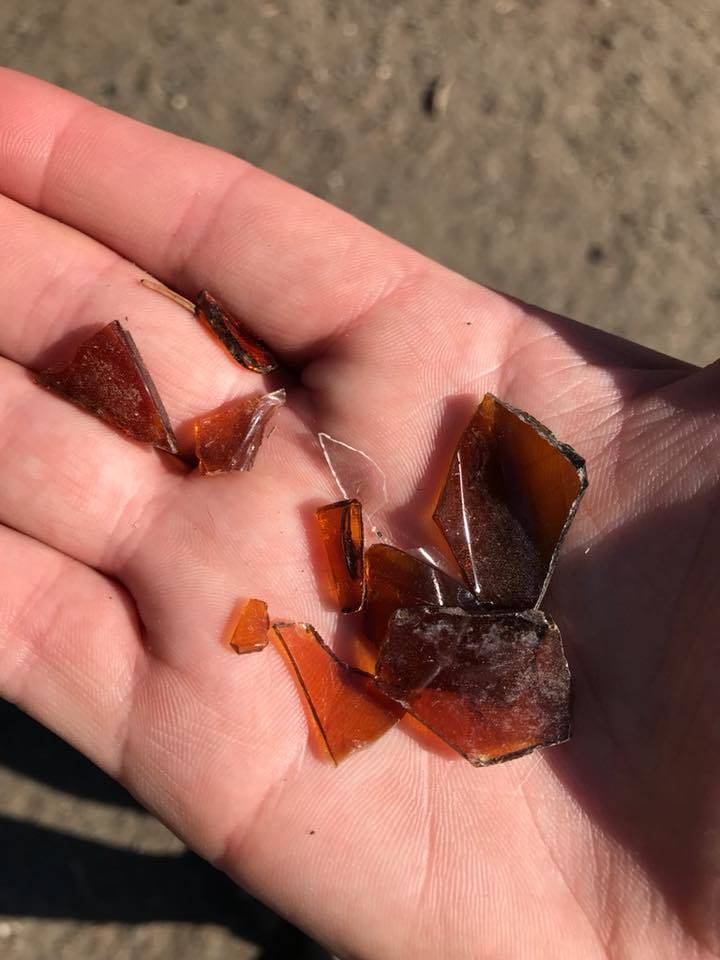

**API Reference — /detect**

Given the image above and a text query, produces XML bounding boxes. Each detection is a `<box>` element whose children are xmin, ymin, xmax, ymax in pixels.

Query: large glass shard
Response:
<box><xmin>229</xmin><ymin>598</ymin><xmax>269</xmax><ymax>654</ymax></box>
<box><xmin>34</xmin><ymin>320</ymin><xmax>178</xmax><ymax>454</ymax></box>
<box><xmin>363</xmin><ymin>544</ymin><xmax>484</xmax><ymax>659</ymax></box>
<box><xmin>433</xmin><ymin>394</ymin><xmax>587</xmax><ymax>608</ymax></box>
<box><xmin>272</xmin><ymin>622</ymin><xmax>403</xmax><ymax>764</ymax></box>
<box><xmin>315</xmin><ymin>499</ymin><xmax>364</xmax><ymax>613</ymax></box>
<box><xmin>194</xmin><ymin>389</ymin><xmax>285</xmax><ymax>475</ymax></box>
<box><xmin>375</xmin><ymin>607</ymin><xmax>571</xmax><ymax>765</ymax></box>
<box><xmin>195</xmin><ymin>291</ymin><xmax>278</xmax><ymax>373</ymax></box>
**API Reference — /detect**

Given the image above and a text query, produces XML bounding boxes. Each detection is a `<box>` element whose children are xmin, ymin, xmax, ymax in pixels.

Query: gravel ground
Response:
<box><xmin>1</xmin><ymin>1</ymin><xmax>719</xmax><ymax>957</ymax></box>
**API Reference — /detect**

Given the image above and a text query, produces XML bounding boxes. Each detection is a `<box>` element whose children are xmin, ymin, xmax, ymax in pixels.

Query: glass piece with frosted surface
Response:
<box><xmin>375</xmin><ymin>606</ymin><xmax>571</xmax><ymax>765</ymax></box>
<box><xmin>35</xmin><ymin>320</ymin><xmax>178</xmax><ymax>454</ymax></box>
<box><xmin>363</xmin><ymin>543</ymin><xmax>484</xmax><ymax>660</ymax></box>
<box><xmin>433</xmin><ymin>394</ymin><xmax>587</xmax><ymax>608</ymax></box>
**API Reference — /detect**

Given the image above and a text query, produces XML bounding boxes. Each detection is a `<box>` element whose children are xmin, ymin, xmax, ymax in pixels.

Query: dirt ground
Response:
<box><xmin>1</xmin><ymin>1</ymin><xmax>719</xmax><ymax>957</ymax></box>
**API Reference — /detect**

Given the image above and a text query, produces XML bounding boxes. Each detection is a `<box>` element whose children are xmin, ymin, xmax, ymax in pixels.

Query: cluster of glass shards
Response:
<box><xmin>275</xmin><ymin>395</ymin><xmax>587</xmax><ymax>766</ymax></box>
<box><xmin>35</xmin><ymin>301</ymin><xmax>586</xmax><ymax>767</ymax></box>
<box><xmin>34</xmin><ymin>283</ymin><xmax>283</xmax><ymax>473</ymax></box>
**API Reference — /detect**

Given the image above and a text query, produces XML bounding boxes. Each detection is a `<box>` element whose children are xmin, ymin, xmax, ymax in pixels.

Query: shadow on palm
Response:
<box><xmin>546</xmin><ymin>421</ymin><xmax>719</xmax><ymax>950</ymax></box>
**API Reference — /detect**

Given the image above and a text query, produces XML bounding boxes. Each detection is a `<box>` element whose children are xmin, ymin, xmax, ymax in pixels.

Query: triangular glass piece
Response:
<box><xmin>363</xmin><ymin>543</ymin><xmax>484</xmax><ymax>662</ymax></box>
<box><xmin>194</xmin><ymin>389</ymin><xmax>285</xmax><ymax>475</ymax></box>
<box><xmin>195</xmin><ymin>291</ymin><xmax>278</xmax><ymax>373</ymax></box>
<box><xmin>433</xmin><ymin>394</ymin><xmax>587</xmax><ymax>608</ymax></box>
<box><xmin>375</xmin><ymin>607</ymin><xmax>571</xmax><ymax>765</ymax></box>
<box><xmin>272</xmin><ymin>622</ymin><xmax>403</xmax><ymax>764</ymax></box>
<box><xmin>35</xmin><ymin>320</ymin><xmax>178</xmax><ymax>454</ymax></box>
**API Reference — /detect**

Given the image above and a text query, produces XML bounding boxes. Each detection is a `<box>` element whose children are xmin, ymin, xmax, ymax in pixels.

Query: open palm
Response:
<box><xmin>0</xmin><ymin>70</ymin><xmax>718</xmax><ymax>960</ymax></box>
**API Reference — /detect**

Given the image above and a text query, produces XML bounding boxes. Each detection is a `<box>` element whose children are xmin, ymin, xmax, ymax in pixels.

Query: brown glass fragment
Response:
<box><xmin>272</xmin><ymin>622</ymin><xmax>403</xmax><ymax>764</ymax></box>
<box><xmin>433</xmin><ymin>394</ymin><xmax>587</xmax><ymax>608</ymax></box>
<box><xmin>229</xmin><ymin>598</ymin><xmax>269</xmax><ymax>654</ymax></box>
<box><xmin>194</xmin><ymin>389</ymin><xmax>285</xmax><ymax>475</ymax></box>
<box><xmin>315</xmin><ymin>499</ymin><xmax>364</xmax><ymax>613</ymax></box>
<box><xmin>375</xmin><ymin>606</ymin><xmax>570</xmax><ymax>765</ymax></box>
<box><xmin>195</xmin><ymin>291</ymin><xmax>278</xmax><ymax>373</ymax></box>
<box><xmin>34</xmin><ymin>320</ymin><xmax>178</xmax><ymax>454</ymax></box>
<box><xmin>140</xmin><ymin>278</ymin><xmax>278</xmax><ymax>373</ymax></box>
<box><xmin>363</xmin><ymin>544</ymin><xmax>484</xmax><ymax>660</ymax></box>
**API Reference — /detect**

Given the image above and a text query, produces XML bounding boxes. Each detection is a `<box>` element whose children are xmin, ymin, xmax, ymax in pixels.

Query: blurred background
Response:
<box><xmin>1</xmin><ymin>0</ymin><xmax>719</xmax><ymax>956</ymax></box>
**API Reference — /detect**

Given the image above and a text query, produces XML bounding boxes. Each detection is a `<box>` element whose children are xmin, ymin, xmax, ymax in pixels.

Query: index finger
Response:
<box><xmin>0</xmin><ymin>69</ymin><xmax>694</xmax><ymax>385</ymax></box>
<box><xmin>0</xmin><ymin>68</ymin><xmax>423</xmax><ymax>360</ymax></box>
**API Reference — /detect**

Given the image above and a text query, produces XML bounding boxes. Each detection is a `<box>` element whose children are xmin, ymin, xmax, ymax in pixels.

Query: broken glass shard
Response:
<box><xmin>194</xmin><ymin>389</ymin><xmax>285</xmax><ymax>475</ymax></box>
<box><xmin>363</xmin><ymin>544</ymin><xmax>484</xmax><ymax>660</ymax></box>
<box><xmin>433</xmin><ymin>394</ymin><xmax>587</xmax><ymax>608</ymax></box>
<box><xmin>140</xmin><ymin>278</ymin><xmax>278</xmax><ymax>373</ymax></box>
<box><xmin>315</xmin><ymin>499</ymin><xmax>365</xmax><ymax>613</ymax></box>
<box><xmin>318</xmin><ymin>432</ymin><xmax>387</xmax><ymax>530</ymax></box>
<box><xmin>229</xmin><ymin>598</ymin><xmax>269</xmax><ymax>654</ymax></box>
<box><xmin>195</xmin><ymin>291</ymin><xmax>278</xmax><ymax>373</ymax></box>
<box><xmin>272</xmin><ymin>622</ymin><xmax>403</xmax><ymax>764</ymax></box>
<box><xmin>34</xmin><ymin>320</ymin><xmax>178</xmax><ymax>454</ymax></box>
<box><xmin>375</xmin><ymin>606</ymin><xmax>571</xmax><ymax>765</ymax></box>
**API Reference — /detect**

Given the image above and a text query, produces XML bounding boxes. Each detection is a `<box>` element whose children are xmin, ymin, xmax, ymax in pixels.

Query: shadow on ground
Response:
<box><xmin>0</xmin><ymin>700</ymin><xmax>329</xmax><ymax>960</ymax></box>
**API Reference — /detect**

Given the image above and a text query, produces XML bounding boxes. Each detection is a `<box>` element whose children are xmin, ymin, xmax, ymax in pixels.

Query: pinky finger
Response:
<box><xmin>0</xmin><ymin>526</ymin><xmax>145</xmax><ymax>780</ymax></box>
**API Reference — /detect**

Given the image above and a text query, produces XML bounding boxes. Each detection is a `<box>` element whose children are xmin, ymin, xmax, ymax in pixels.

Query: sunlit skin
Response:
<box><xmin>0</xmin><ymin>70</ymin><xmax>718</xmax><ymax>959</ymax></box>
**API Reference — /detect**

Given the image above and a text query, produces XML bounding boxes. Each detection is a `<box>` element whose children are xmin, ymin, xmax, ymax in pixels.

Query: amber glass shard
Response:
<box><xmin>433</xmin><ymin>394</ymin><xmax>587</xmax><ymax>608</ymax></box>
<box><xmin>34</xmin><ymin>320</ymin><xmax>178</xmax><ymax>454</ymax></box>
<box><xmin>375</xmin><ymin>607</ymin><xmax>570</xmax><ymax>765</ymax></box>
<box><xmin>140</xmin><ymin>277</ymin><xmax>278</xmax><ymax>373</ymax></box>
<box><xmin>229</xmin><ymin>598</ymin><xmax>269</xmax><ymax>654</ymax></box>
<box><xmin>194</xmin><ymin>389</ymin><xmax>285</xmax><ymax>475</ymax></box>
<box><xmin>315</xmin><ymin>499</ymin><xmax>365</xmax><ymax>613</ymax></box>
<box><xmin>272</xmin><ymin>622</ymin><xmax>403</xmax><ymax>764</ymax></box>
<box><xmin>363</xmin><ymin>544</ymin><xmax>484</xmax><ymax>659</ymax></box>
<box><xmin>195</xmin><ymin>291</ymin><xmax>278</xmax><ymax>373</ymax></box>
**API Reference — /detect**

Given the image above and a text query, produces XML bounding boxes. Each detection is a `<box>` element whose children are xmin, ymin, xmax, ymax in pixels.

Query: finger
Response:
<box><xmin>0</xmin><ymin>524</ymin><xmax>143</xmax><ymax>778</ymax></box>
<box><xmin>0</xmin><ymin>70</ymin><xmax>697</xmax><ymax>377</ymax></box>
<box><xmin>0</xmin><ymin>194</ymin><xmax>336</xmax><ymax>646</ymax></box>
<box><xmin>0</xmin><ymin>354</ymin><xmax>176</xmax><ymax>572</ymax></box>
<box><xmin>0</xmin><ymin>347</ymin><xmax>328</xmax><ymax>610</ymax></box>
<box><xmin>0</xmin><ymin>525</ymin><xmax>433</xmax><ymax>960</ymax></box>
<box><xmin>0</xmin><ymin>194</ymin><xmax>280</xmax><ymax>437</ymax></box>
<box><xmin>0</xmin><ymin>68</ymin><xmax>420</xmax><ymax>360</ymax></box>
<box><xmin>0</xmin><ymin>521</ymin><xmax>352</xmax><ymax>885</ymax></box>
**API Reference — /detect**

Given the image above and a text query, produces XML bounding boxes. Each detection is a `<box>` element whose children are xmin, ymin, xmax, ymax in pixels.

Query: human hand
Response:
<box><xmin>0</xmin><ymin>70</ymin><xmax>717</xmax><ymax>959</ymax></box>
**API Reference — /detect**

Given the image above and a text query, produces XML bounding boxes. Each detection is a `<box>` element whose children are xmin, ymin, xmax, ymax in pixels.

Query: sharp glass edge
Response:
<box><xmin>317</xmin><ymin>432</ymin><xmax>389</xmax><ymax>514</ymax></box>
<box><xmin>271</xmin><ymin>620</ymin><xmax>376</xmax><ymax>681</ymax></box>
<box><xmin>486</xmin><ymin>394</ymin><xmax>589</xmax><ymax>608</ymax></box>
<box><xmin>117</xmin><ymin>322</ymin><xmax>179</xmax><ymax>454</ymax></box>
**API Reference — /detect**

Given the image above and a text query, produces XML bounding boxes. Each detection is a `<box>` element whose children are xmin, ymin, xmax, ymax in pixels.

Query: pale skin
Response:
<box><xmin>0</xmin><ymin>69</ymin><xmax>718</xmax><ymax>960</ymax></box>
